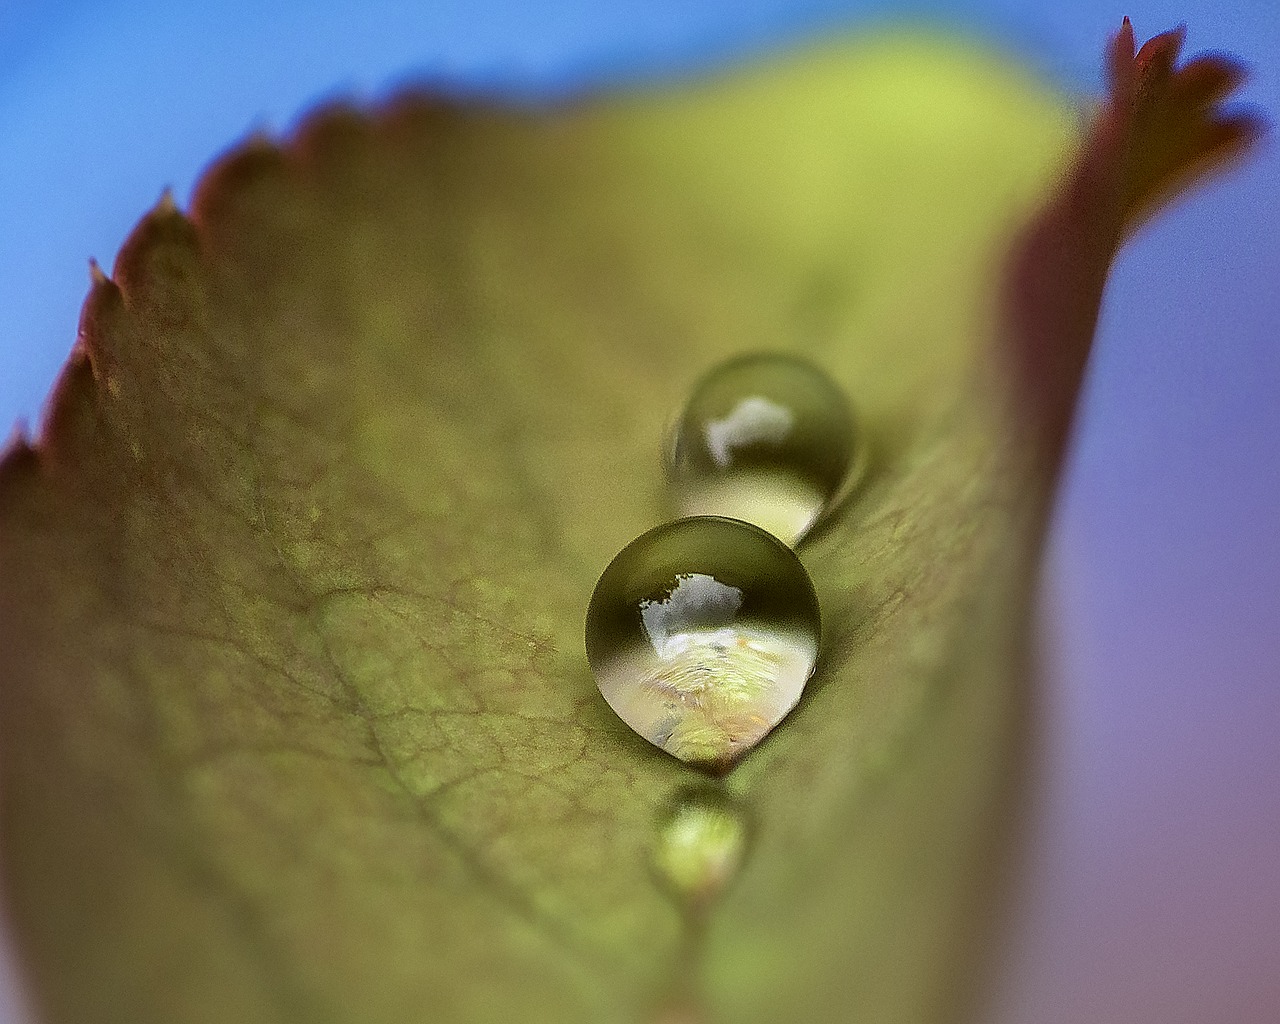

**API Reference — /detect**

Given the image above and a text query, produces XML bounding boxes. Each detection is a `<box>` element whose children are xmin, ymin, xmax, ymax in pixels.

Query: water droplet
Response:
<box><xmin>667</xmin><ymin>353</ymin><xmax>860</xmax><ymax>546</ymax></box>
<box><xmin>653</xmin><ymin>785</ymin><xmax>749</xmax><ymax>908</ymax></box>
<box><xmin>586</xmin><ymin>516</ymin><xmax>820</xmax><ymax>770</ymax></box>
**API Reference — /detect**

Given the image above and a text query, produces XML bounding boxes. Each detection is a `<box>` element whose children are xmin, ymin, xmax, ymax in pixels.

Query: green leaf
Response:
<box><xmin>0</xmin><ymin>24</ymin><xmax>1256</xmax><ymax>1024</ymax></box>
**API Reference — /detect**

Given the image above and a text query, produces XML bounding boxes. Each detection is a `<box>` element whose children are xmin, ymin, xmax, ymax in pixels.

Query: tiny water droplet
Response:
<box><xmin>653</xmin><ymin>785</ymin><xmax>749</xmax><ymax>908</ymax></box>
<box><xmin>586</xmin><ymin>517</ymin><xmax>820</xmax><ymax>770</ymax></box>
<box><xmin>668</xmin><ymin>353</ymin><xmax>860</xmax><ymax>546</ymax></box>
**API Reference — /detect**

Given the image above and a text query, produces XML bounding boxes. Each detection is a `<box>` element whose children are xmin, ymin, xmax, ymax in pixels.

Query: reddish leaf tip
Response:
<box><xmin>1112</xmin><ymin>23</ymin><xmax>1264</xmax><ymax>228</ymax></box>
<box><xmin>88</xmin><ymin>258</ymin><xmax>107</xmax><ymax>286</ymax></box>
<box><xmin>997</xmin><ymin>19</ymin><xmax>1262</xmax><ymax>461</ymax></box>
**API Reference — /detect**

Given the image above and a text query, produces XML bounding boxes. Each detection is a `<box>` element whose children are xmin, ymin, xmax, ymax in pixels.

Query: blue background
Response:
<box><xmin>1</xmin><ymin>1</ymin><xmax>1277</xmax><ymax>1021</ymax></box>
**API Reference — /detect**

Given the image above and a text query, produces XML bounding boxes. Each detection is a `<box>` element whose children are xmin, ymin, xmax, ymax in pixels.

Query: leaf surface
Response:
<box><xmin>0</xmin><ymin>24</ymin><xmax>1256</xmax><ymax>1024</ymax></box>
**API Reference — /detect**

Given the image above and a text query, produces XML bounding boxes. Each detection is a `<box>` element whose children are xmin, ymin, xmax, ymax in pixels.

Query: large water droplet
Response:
<box><xmin>586</xmin><ymin>516</ymin><xmax>820</xmax><ymax>770</ymax></box>
<box><xmin>653</xmin><ymin>785</ymin><xmax>749</xmax><ymax>909</ymax></box>
<box><xmin>667</xmin><ymin>353</ymin><xmax>860</xmax><ymax>546</ymax></box>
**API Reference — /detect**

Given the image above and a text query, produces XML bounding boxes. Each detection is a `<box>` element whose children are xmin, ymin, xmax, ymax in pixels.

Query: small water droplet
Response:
<box><xmin>586</xmin><ymin>517</ymin><xmax>820</xmax><ymax>770</ymax></box>
<box><xmin>653</xmin><ymin>785</ymin><xmax>750</xmax><ymax>909</ymax></box>
<box><xmin>668</xmin><ymin>353</ymin><xmax>860</xmax><ymax>546</ymax></box>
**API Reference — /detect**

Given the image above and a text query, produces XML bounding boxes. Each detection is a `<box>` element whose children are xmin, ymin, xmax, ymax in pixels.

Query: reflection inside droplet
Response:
<box><xmin>704</xmin><ymin>396</ymin><xmax>794</xmax><ymax>467</ymax></box>
<box><xmin>586</xmin><ymin>517</ymin><xmax>820</xmax><ymax>770</ymax></box>
<box><xmin>668</xmin><ymin>353</ymin><xmax>860</xmax><ymax>546</ymax></box>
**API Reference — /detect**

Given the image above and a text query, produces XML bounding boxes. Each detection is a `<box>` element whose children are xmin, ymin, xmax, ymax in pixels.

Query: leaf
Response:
<box><xmin>0</xmin><ymin>23</ymin><xmax>1257</xmax><ymax>1024</ymax></box>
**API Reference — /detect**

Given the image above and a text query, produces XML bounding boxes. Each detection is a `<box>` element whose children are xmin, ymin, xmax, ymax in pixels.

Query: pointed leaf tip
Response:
<box><xmin>1113</xmin><ymin>23</ymin><xmax>1263</xmax><ymax>228</ymax></box>
<box><xmin>996</xmin><ymin>20</ymin><xmax>1260</xmax><ymax>458</ymax></box>
<box><xmin>1109</xmin><ymin>19</ymin><xmax>1138</xmax><ymax>96</ymax></box>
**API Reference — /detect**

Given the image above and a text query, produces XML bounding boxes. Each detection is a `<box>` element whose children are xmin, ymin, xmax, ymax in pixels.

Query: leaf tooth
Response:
<box><xmin>243</xmin><ymin>124</ymin><xmax>274</xmax><ymax>149</ymax></box>
<box><xmin>1108</xmin><ymin>17</ymin><xmax>1138</xmax><ymax>100</ymax></box>
<box><xmin>74</xmin><ymin>253</ymin><xmax>148</xmax><ymax>435</ymax></box>
<box><xmin>1135</xmin><ymin>23</ymin><xmax>1187</xmax><ymax>82</ymax></box>
<box><xmin>378</xmin><ymin>91</ymin><xmax>485</xmax><ymax>147</ymax></box>
<box><xmin>155</xmin><ymin>185</ymin><xmax>179</xmax><ymax>215</ymax></box>
<box><xmin>36</xmin><ymin>346</ymin><xmax>106</xmax><ymax>470</ymax></box>
<box><xmin>292</xmin><ymin>100</ymin><xmax>374</xmax><ymax>162</ymax></box>
<box><xmin>76</xmin><ymin>259</ymin><xmax>125</xmax><ymax>366</ymax></box>
<box><xmin>189</xmin><ymin>132</ymin><xmax>289</xmax><ymax>240</ymax></box>
<box><xmin>1172</xmin><ymin>54</ymin><xmax>1249</xmax><ymax>109</ymax></box>
<box><xmin>111</xmin><ymin>191</ymin><xmax>203</xmax><ymax>321</ymax></box>
<box><xmin>0</xmin><ymin>425</ymin><xmax>38</xmax><ymax>500</ymax></box>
